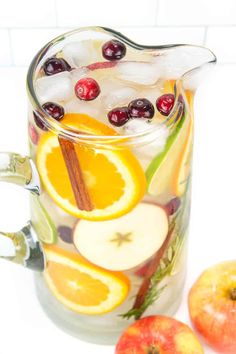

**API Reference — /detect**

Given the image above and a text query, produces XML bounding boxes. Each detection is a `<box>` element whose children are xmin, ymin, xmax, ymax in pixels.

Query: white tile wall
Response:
<box><xmin>115</xmin><ymin>27</ymin><xmax>205</xmax><ymax>46</ymax></box>
<box><xmin>0</xmin><ymin>0</ymin><xmax>235</xmax><ymax>66</ymax></box>
<box><xmin>0</xmin><ymin>30</ymin><xmax>12</xmax><ymax>65</ymax></box>
<box><xmin>0</xmin><ymin>0</ymin><xmax>56</xmax><ymax>28</ymax></box>
<box><xmin>158</xmin><ymin>0</ymin><xmax>236</xmax><ymax>25</ymax></box>
<box><xmin>57</xmin><ymin>0</ymin><xmax>158</xmax><ymax>27</ymax></box>
<box><xmin>10</xmin><ymin>28</ymin><xmax>72</xmax><ymax>66</ymax></box>
<box><xmin>206</xmin><ymin>27</ymin><xmax>236</xmax><ymax>63</ymax></box>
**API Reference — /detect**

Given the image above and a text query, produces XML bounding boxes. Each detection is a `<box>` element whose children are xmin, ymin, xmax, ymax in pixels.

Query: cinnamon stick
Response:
<box><xmin>132</xmin><ymin>224</ymin><xmax>175</xmax><ymax>310</ymax></box>
<box><xmin>58</xmin><ymin>135</ymin><xmax>93</xmax><ymax>211</ymax></box>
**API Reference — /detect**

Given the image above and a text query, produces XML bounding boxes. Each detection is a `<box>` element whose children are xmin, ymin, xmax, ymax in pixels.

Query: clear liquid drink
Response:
<box><xmin>0</xmin><ymin>27</ymin><xmax>216</xmax><ymax>345</ymax></box>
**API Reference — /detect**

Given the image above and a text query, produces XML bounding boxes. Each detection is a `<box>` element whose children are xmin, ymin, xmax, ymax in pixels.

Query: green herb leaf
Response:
<box><xmin>121</xmin><ymin>188</ymin><xmax>191</xmax><ymax>321</ymax></box>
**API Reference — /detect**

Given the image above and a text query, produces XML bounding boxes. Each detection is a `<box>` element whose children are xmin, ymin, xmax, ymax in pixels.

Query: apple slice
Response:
<box><xmin>73</xmin><ymin>202</ymin><xmax>169</xmax><ymax>271</ymax></box>
<box><xmin>86</xmin><ymin>61</ymin><xmax>118</xmax><ymax>71</ymax></box>
<box><xmin>146</xmin><ymin>109</ymin><xmax>190</xmax><ymax>196</ymax></box>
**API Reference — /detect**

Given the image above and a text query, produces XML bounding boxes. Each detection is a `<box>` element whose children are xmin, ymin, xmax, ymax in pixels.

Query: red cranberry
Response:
<box><xmin>165</xmin><ymin>197</ymin><xmax>181</xmax><ymax>216</ymax></box>
<box><xmin>108</xmin><ymin>107</ymin><xmax>130</xmax><ymax>127</ymax></box>
<box><xmin>102</xmin><ymin>40</ymin><xmax>126</xmax><ymax>61</ymax></box>
<box><xmin>156</xmin><ymin>94</ymin><xmax>175</xmax><ymax>116</ymax></box>
<box><xmin>75</xmin><ymin>78</ymin><xmax>100</xmax><ymax>101</ymax></box>
<box><xmin>33</xmin><ymin>111</ymin><xmax>48</xmax><ymax>131</ymax></box>
<box><xmin>42</xmin><ymin>102</ymin><xmax>64</xmax><ymax>121</ymax></box>
<box><xmin>43</xmin><ymin>57</ymin><xmax>71</xmax><ymax>76</ymax></box>
<box><xmin>57</xmin><ymin>225</ymin><xmax>73</xmax><ymax>243</ymax></box>
<box><xmin>28</xmin><ymin>123</ymin><xmax>39</xmax><ymax>145</ymax></box>
<box><xmin>128</xmin><ymin>98</ymin><xmax>154</xmax><ymax>119</ymax></box>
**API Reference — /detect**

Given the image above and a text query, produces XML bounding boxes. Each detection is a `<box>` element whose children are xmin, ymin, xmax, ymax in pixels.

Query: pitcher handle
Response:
<box><xmin>0</xmin><ymin>152</ymin><xmax>45</xmax><ymax>271</ymax></box>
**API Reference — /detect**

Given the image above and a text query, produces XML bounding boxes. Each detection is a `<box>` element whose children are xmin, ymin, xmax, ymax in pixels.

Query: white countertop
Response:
<box><xmin>0</xmin><ymin>64</ymin><xmax>235</xmax><ymax>354</ymax></box>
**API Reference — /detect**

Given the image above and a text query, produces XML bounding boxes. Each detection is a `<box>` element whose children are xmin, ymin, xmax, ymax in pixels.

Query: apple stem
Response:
<box><xmin>229</xmin><ymin>288</ymin><xmax>236</xmax><ymax>301</ymax></box>
<box><xmin>147</xmin><ymin>346</ymin><xmax>159</xmax><ymax>354</ymax></box>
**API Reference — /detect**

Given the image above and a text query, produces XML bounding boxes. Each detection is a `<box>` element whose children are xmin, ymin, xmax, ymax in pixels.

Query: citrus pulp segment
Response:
<box><xmin>44</xmin><ymin>245</ymin><xmax>130</xmax><ymax>315</ymax></box>
<box><xmin>36</xmin><ymin>114</ymin><xmax>146</xmax><ymax>221</ymax></box>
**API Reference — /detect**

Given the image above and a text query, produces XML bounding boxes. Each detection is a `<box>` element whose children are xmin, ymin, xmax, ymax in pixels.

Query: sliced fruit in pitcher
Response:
<box><xmin>145</xmin><ymin>90</ymin><xmax>194</xmax><ymax>198</ymax></box>
<box><xmin>31</xmin><ymin>195</ymin><xmax>58</xmax><ymax>244</ymax></box>
<box><xmin>146</xmin><ymin>110</ymin><xmax>186</xmax><ymax>196</ymax></box>
<box><xmin>73</xmin><ymin>202</ymin><xmax>169</xmax><ymax>271</ymax></box>
<box><xmin>36</xmin><ymin>113</ymin><xmax>146</xmax><ymax>221</ymax></box>
<box><xmin>44</xmin><ymin>245</ymin><xmax>130</xmax><ymax>315</ymax></box>
<box><xmin>173</xmin><ymin>116</ymin><xmax>193</xmax><ymax>196</ymax></box>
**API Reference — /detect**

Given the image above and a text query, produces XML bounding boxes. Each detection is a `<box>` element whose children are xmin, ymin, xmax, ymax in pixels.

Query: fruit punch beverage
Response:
<box><xmin>26</xmin><ymin>27</ymin><xmax>216</xmax><ymax>344</ymax></box>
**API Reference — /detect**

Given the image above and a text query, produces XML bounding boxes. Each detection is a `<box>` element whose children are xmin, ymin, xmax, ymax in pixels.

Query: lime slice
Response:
<box><xmin>31</xmin><ymin>195</ymin><xmax>58</xmax><ymax>244</ymax></box>
<box><xmin>146</xmin><ymin>112</ymin><xmax>188</xmax><ymax>196</ymax></box>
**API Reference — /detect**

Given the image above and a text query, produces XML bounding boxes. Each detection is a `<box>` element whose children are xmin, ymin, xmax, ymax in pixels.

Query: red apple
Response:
<box><xmin>188</xmin><ymin>261</ymin><xmax>236</xmax><ymax>353</ymax></box>
<box><xmin>115</xmin><ymin>316</ymin><xmax>203</xmax><ymax>354</ymax></box>
<box><xmin>86</xmin><ymin>61</ymin><xmax>117</xmax><ymax>71</ymax></box>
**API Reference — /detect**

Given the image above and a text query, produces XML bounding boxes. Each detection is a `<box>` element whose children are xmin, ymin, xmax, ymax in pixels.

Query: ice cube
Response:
<box><xmin>116</xmin><ymin>62</ymin><xmax>161</xmax><ymax>85</ymax></box>
<box><xmin>183</xmin><ymin>64</ymin><xmax>213</xmax><ymax>91</ymax></box>
<box><xmin>62</xmin><ymin>40</ymin><xmax>98</xmax><ymax>68</ymax></box>
<box><xmin>102</xmin><ymin>86</ymin><xmax>138</xmax><ymax>109</ymax></box>
<box><xmin>70</xmin><ymin>67</ymin><xmax>89</xmax><ymax>85</ymax></box>
<box><xmin>153</xmin><ymin>46</ymin><xmax>211</xmax><ymax>80</ymax></box>
<box><xmin>35</xmin><ymin>72</ymin><xmax>73</xmax><ymax>103</ymax></box>
<box><xmin>65</xmin><ymin>98</ymin><xmax>103</xmax><ymax>120</ymax></box>
<box><xmin>123</xmin><ymin>119</ymin><xmax>169</xmax><ymax>160</ymax></box>
<box><xmin>123</xmin><ymin>118</ymin><xmax>153</xmax><ymax>135</ymax></box>
<box><xmin>140</xmin><ymin>87</ymin><xmax>162</xmax><ymax>105</ymax></box>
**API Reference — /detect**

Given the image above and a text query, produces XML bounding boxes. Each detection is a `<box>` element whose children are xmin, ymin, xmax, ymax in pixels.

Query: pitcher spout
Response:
<box><xmin>150</xmin><ymin>45</ymin><xmax>217</xmax><ymax>92</ymax></box>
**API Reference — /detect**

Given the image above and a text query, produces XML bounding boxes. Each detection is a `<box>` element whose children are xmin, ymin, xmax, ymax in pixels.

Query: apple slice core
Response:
<box><xmin>73</xmin><ymin>202</ymin><xmax>169</xmax><ymax>271</ymax></box>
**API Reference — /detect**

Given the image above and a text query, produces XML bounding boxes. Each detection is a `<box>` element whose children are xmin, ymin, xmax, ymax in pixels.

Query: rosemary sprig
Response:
<box><xmin>121</xmin><ymin>227</ymin><xmax>186</xmax><ymax>320</ymax></box>
<box><xmin>121</xmin><ymin>176</ymin><xmax>191</xmax><ymax>321</ymax></box>
<box><xmin>121</xmin><ymin>285</ymin><xmax>167</xmax><ymax>321</ymax></box>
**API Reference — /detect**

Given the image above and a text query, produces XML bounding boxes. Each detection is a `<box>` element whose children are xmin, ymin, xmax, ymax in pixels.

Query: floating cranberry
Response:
<box><xmin>108</xmin><ymin>107</ymin><xmax>130</xmax><ymax>127</ymax></box>
<box><xmin>43</xmin><ymin>57</ymin><xmax>71</xmax><ymax>76</ymax></box>
<box><xmin>28</xmin><ymin>123</ymin><xmax>39</xmax><ymax>145</ymax></box>
<box><xmin>165</xmin><ymin>197</ymin><xmax>181</xmax><ymax>216</ymax></box>
<box><xmin>57</xmin><ymin>225</ymin><xmax>73</xmax><ymax>243</ymax></box>
<box><xmin>75</xmin><ymin>78</ymin><xmax>100</xmax><ymax>101</ymax></box>
<box><xmin>33</xmin><ymin>111</ymin><xmax>48</xmax><ymax>131</ymax></box>
<box><xmin>42</xmin><ymin>102</ymin><xmax>64</xmax><ymax>121</ymax></box>
<box><xmin>156</xmin><ymin>93</ymin><xmax>175</xmax><ymax>116</ymax></box>
<box><xmin>128</xmin><ymin>98</ymin><xmax>154</xmax><ymax>119</ymax></box>
<box><xmin>102</xmin><ymin>39</ymin><xmax>126</xmax><ymax>61</ymax></box>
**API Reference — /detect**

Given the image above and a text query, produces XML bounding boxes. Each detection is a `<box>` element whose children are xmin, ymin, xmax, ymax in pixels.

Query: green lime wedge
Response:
<box><xmin>31</xmin><ymin>195</ymin><xmax>58</xmax><ymax>244</ymax></box>
<box><xmin>146</xmin><ymin>112</ymin><xmax>187</xmax><ymax>196</ymax></box>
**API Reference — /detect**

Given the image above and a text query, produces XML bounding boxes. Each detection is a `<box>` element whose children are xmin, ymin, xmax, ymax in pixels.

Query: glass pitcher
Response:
<box><xmin>0</xmin><ymin>27</ymin><xmax>216</xmax><ymax>345</ymax></box>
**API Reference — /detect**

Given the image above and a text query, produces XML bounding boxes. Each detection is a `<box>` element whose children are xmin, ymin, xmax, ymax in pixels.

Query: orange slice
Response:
<box><xmin>44</xmin><ymin>245</ymin><xmax>130</xmax><ymax>315</ymax></box>
<box><xmin>36</xmin><ymin>113</ymin><xmax>146</xmax><ymax>221</ymax></box>
<box><xmin>172</xmin><ymin>91</ymin><xmax>194</xmax><ymax>196</ymax></box>
<box><xmin>172</xmin><ymin>117</ymin><xmax>193</xmax><ymax>196</ymax></box>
